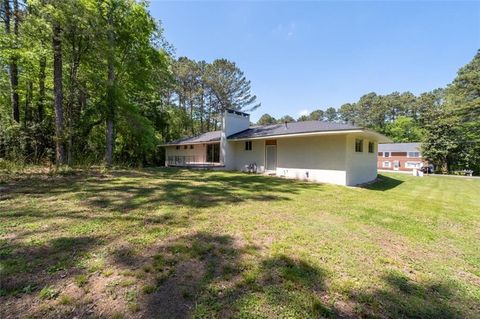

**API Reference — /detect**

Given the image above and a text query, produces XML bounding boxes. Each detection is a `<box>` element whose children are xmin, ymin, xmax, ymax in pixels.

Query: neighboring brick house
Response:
<box><xmin>377</xmin><ymin>143</ymin><xmax>427</xmax><ymax>171</ymax></box>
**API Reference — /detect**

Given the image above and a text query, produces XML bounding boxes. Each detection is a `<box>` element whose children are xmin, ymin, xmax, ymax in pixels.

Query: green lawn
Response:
<box><xmin>0</xmin><ymin>169</ymin><xmax>479</xmax><ymax>318</ymax></box>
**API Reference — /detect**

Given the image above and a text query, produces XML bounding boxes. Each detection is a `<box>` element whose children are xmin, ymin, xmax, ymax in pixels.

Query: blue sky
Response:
<box><xmin>150</xmin><ymin>1</ymin><xmax>480</xmax><ymax>122</ymax></box>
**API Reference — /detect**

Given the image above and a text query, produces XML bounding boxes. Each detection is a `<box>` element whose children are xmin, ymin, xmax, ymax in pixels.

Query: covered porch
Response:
<box><xmin>165</xmin><ymin>142</ymin><xmax>222</xmax><ymax>167</ymax></box>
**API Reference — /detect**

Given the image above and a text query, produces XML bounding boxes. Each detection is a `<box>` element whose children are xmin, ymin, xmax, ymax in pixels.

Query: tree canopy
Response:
<box><xmin>0</xmin><ymin>0</ymin><xmax>259</xmax><ymax>167</ymax></box>
<box><xmin>0</xmin><ymin>2</ymin><xmax>478</xmax><ymax>174</ymax></box>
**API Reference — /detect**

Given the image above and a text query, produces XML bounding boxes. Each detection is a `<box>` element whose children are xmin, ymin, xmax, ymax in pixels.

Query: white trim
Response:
<box><xmin>383</xmin><ymin>161</ymin><xmax>391</xmax><ymax>168</ymax></box>
<box><xmin>384</xmin><ymin>152</ymin><xmax>390</xmax><ymax>158</ymax></box>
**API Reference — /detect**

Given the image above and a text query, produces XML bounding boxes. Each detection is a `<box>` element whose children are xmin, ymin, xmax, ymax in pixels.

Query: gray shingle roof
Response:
<box><xmin>378</xmin><ymin>143</ymin><xmax>421</xmax><ymax>152</ymax></box>
<box><xmin>228</xmin><ymin>121</ymin><xmax>362</xmax><ymax>140</ymax></box>
<box><xmin>165</xmin><ymin>130</ymin><xmax>221</xmax><ymax>145</ymax></box>
<box><xmin>165</xmin><ymin>121</ymin><xmax>364</xmax><ymax>145</ymax></box>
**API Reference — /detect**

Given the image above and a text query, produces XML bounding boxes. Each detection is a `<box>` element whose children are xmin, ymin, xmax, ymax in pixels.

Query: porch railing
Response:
<box><xmin>166</xmin><ymin>156</ymin><xmax>220</xmax><ymax>166</ymax></box>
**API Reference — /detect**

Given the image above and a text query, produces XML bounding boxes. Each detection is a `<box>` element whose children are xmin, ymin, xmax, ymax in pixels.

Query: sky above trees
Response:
<box><xmin>151</xmin><ymin>1</ymin><xmax>480</xmax><ymax>122</ymax></box>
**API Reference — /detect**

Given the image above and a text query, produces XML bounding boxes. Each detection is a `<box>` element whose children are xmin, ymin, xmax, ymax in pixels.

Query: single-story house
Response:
<box><xmin>162</xmin><ymin>109</ymin><xmax>391</xmax><ymax>186</ymax></box>
<box><xmin>377</xmin><ymin>143</ymin><xmax>428</xmax><ymax>172</ymax></box>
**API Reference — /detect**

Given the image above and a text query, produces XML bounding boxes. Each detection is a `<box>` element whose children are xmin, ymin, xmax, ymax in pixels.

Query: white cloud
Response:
<box><xmin>299</xmin><ymin>109</ymin><xmax>309</xmax><ymax>117</ymax></box>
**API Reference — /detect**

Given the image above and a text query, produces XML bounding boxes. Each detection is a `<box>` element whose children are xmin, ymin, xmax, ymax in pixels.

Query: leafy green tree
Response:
<box><xmin>257</xmin><ymin>113</ymin><xmax>276</xmax><ymax>125</ymax></box>
<box><xmin>324</xmin><ymin>107</ymin><xmax>338</xmax><ymax>122</ymax></box>
<box><xmin>338</xmin><ymin>103</ymin><xmax>357</xmax><ymax>124</ymax></box>
<box><xmin>422</xmin><ymin>51</ymin><xmax>480</xmax><ymax>174</ymax></box>
<box><xmin>445</xmin><ymin>50</ymin><xmax>480</xmax><ymax>173</ymax></box>
<box><xmin>0</xmin><ymin>0</ymin><xmax>174</xmax><ymax>167</ymax></box>
<box><xmin>297</xmin><ymin>115</ymin><xmax>309</xmax><ymax>122</ymax></box>
<box><xmin>416</xmin><ymin>89</ymin><xmax>444</xmax><ymax>126</ymax></box>
<box><xmin>421</xmin><ymin>110</ymin><xmax>460</xmax><ymax>173</ymax></box>
<box><xmin>277</xmin><ymin>115</ymin><xmax>295</xmax><ymax>123</ymax></box>
<box><xmin>385</xmin><ymin>116</ymin><xmax>424</xmax><ymax>143</ymax></box>
<box><xmin>309</xmin><ymin>109</ymin><xmax>324</xmax><ymax>121</ymax></box>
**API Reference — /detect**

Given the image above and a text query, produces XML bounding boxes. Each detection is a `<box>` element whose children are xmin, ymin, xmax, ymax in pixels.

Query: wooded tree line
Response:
<box><xmin>0</xmin><ymin>1</ymin><xmax>478</xmax><ymax>173</ymax></box>
<box><xmin>257</xmin><ymin>52</ymin><xmax>480</xmax><ymax>174</ymax></box>
<box><xmin>0</xmin><ymin>0</ymin><xmax>259</xmax><ymax>167</ymax></box>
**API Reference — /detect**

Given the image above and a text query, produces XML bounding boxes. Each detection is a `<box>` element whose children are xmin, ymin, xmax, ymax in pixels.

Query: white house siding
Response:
<box><xmin>231</xmin><ymin>139</ymin><xmax>266</xmax><ymax>172</ymax></box>
<box><xmin>221</xmin><ymin>111</ymin><xmax>250</xmax><ymax>169</ymax></box>
<box><xmin>164</xmin><ymin>144</ymin><xmax>208</xmax><ymax>165</ymax></box>
<box><xmin>345</xmin><ymin>135</ymin><xmax>377</xmax><ymax>185</ymax></box>
<box><xmin>275</xmin><ymin>135</ymin><xmax>348</xmax><ymax>185</ymax></box>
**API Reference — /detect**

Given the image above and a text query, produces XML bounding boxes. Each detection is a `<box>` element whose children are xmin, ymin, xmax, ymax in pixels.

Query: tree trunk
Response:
<box><xmin>190</xmin><ymin>101</ymin><xmax>194</xmax><ymax>135</ymax></box>
<box><xmin>199</xmin><ymin>84</ymin><xmax>205</xmax><ymax>132</ymax></box>
<box><xmin>11</xmin><ymin>0</ymin><xmax>19</xmax><ymax>122</ymax></box>
<box><xmin>105</xmin><ymin>14</ymin><xmax>115</xmax><ymax>167</ymax></box>
<box><xmin>105</xmin><ymin>114</ymin><xmax>114</xmax><ymax>167</ymax></box>
<box><xmin>53</xmin><ymin>22</ymin><xmax>66</xmax><ymax>165</ymax></box>
<box><xmin>66</xmin><ymin>43</ymin><xmax>81</xmax><ymax>166</ymax></box>
<box><xmin>24</xmin><ymin>80</ymin><xmax>33</xmax><ymax>160</ymax></box>
<box><xmin>24</xmin><ymin>80</ymin><xmax>33</xmax><ymax>126</ymax></box>
<box><xmin>3</xmin><ymin>0</ymin><xmax>20</xmax><ymax>122</ymax></box>
<box><xmin>37</xmin><ymin>56</ymin><xmax>46</xmax><ymax>122</ymax></box>
<box><xmin>10</xmin><ymin>62</ymin><xmax>19</xmax><ymax>122</ymax></box>
<box><xmin>206</xmin><ymin>95</ymin><xmax>211</xmax><ymax>132</ymax></box>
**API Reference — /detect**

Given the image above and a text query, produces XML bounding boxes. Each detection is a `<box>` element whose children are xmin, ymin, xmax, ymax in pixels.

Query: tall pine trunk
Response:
<box><xmin>24</xmin><ymin>81</ymin><xmax>33</xmax><ymax>126</ymax></box>
<box><xmin>37</xmin><ymin>56</ymin><xmax>46</xmax><ymax>123</ymax></box>
<box><xmin>105</xmin><ymin>15</ymin><xmax>115</xmax><ymax>167</ymax></box>
<box><xmin>3</xmin><ymin>0</ymin><xmax>20</xmax><ymax>122</ymax></box>
<box><xmin>66</xmin><ymin>46</ymin><xmax>81</xmax><ymax>166</ymax></box>
<box><xmin>53</xmin><ymin>22</ymin><xmax>66</xmax><ymax>165</ymax></box>
<box><xmin>190</xmin><ymin>101</ymin><xmax>194</xmax><ymax>135</ymax></box>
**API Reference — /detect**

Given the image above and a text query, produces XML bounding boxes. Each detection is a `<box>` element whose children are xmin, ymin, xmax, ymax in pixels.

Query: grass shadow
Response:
<box><xmin>362</xmin><ymin>174</ymin><xmax>404</xmax><ymax>191</ymax></box>
<box><xmin>349</xmin><ymin>271</ymin><xmax>468</xmax><ymax>319</ymax></box>
<box><xmin>0</xmin><ymin>168</ymin><xmax>320</xmax><ymax>214</ymax></box>
<box><xmin>141</xmin><ymin>231</ymin><xmax>334</xmax><ymax>318</ymax></box>
<box><xmin>0</xmin><ymin>236</ymin><xmax>98</xmax><ymax>296</ymax></box>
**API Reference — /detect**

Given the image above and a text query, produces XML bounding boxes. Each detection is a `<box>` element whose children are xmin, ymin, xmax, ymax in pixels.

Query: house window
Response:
<box><xmin>383</xmin><ymin>161</ymin><xmax>391</xmax><ymax>168</ymax></box>
<box><xmin>184</xmin><ymin>145</ymin><xmax>188</xmax><ymax>150</ymax></box>
<box><xmin>384</xmin><ymin>152</ymin><xmax>390</xmax><ymax>158</ymax></box>
<box><xmin>405</xmin><ymin>162</ymin><xmax>422</xmax><ymax>168</ymax></box>
<box><xmin>355</xmin><ymin>139</ymin><xmax>363</xmax><ymax>152</ymax></box>
<box><xmin>190</xmin><ymin>145</ymin><xmax>194</xmax><ymax>149</ymax></box>
<box><xmin>245</xmin><ymin>141</ymin><xmax>252</xmax><ymax>151</ymax></box>
<box><xmin>176</xmin><ymin>146</ymin><xmax>180</xmax><ymax>150</ymax></box>
<box><xmin>368</xmin><ymin>142</ymin><xmax>374</xmax><ymax>153</ymax></box>
<box><xmin>408</xmin><ymin>151</ymin><xmax>420</xmax><ymax>158</ymax></box>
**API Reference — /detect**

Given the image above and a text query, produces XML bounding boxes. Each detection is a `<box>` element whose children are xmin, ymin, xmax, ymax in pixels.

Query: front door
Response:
<box><xmin>393</xmin><ymin>160</ymin><xmax>400</xmax><ymax>171</ymax></box>
<box><xmin>265</xmin><ymin>145</ymin><xmax>277</xmax><ymax>171</ymax></box>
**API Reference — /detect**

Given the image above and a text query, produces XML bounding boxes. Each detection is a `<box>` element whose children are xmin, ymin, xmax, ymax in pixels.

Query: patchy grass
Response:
<box><xmin>38</xmin><ymin>286</ymin><xmax>58</xmax><ymax>300</ymax></box>
<box><xmin>0</xmin><ymin>168</ymin><xmax>479</xmax><ymax>318</ymax></box>
<box><xmin>74</xmin><ymin>274</ymin><xmax>89</xmax><ymax>288</ymax></box>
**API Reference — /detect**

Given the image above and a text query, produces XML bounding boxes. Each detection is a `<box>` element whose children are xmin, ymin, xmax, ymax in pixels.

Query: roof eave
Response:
<box><xmin>362</xmin><ymin>130</ymin><xmax>393</xmax><ymax>143</ymax></box>
<box><xmin>160</xmin><ymin>140</ymin><xmax>220</xmax><ymax>147</ymax></box>
<box><xmin>227</xmin><ymin>129</ymin><xmax>366</xmax><ymax>141</ymax></box>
